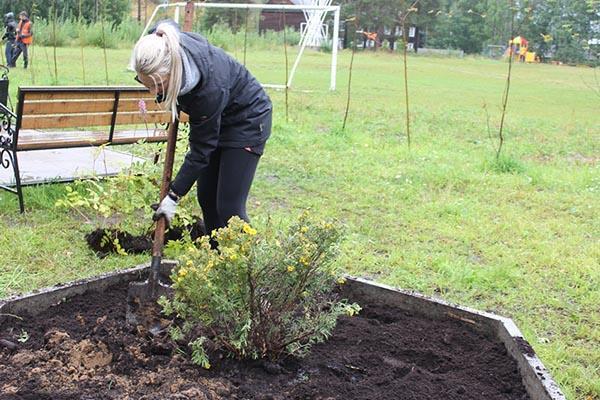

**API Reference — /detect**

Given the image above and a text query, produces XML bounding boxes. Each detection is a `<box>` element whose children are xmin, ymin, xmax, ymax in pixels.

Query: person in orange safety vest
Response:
<box><xmin>12</xmin><ymin>11</ymin><xmax>32</xmax><ymax>69</ymax></box>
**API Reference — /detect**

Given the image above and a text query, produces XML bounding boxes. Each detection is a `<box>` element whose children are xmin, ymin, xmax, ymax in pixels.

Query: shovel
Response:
<box><xmin>126</xmin><ymin>117</ymin><xmax>179</xmax><ymax>331</ymax></box>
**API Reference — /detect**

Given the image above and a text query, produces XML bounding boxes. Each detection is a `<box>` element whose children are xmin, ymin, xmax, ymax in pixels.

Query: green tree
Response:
<box><xmin>482</xmin><ymin>0</ymin><xmax>512</xmax><ymax>46</ymax></box>
<box><xmin>199</xmin><ymin>0</ymin><xmax>255</xmax><ymax>32</ymax></box>
<box><xmin>520</xmin><ymin>0</ymin><xmax>598</xmax><ymax>64</ymax></box>
<box><xmin>426</xmin><ymin>0</ymin><xmax>490</xmax><ymax>53</ymax></box>
<box><xmin>1</xmin><ymin>0</ymin><xmax>129</xmax><ymax>25</ymax></box>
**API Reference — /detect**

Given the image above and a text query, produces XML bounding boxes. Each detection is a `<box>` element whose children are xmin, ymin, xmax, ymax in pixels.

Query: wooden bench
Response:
<box><xmin>0</xmin><ymin>86</ymin><xmax>187</xmax><ymax>213</ymax></box>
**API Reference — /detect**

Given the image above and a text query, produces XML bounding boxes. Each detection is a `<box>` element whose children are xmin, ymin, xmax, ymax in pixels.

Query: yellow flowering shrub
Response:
<box><xmin>159</xmin><ymin>214</ymin><xmax>360</xmax><ymax>368</ymax></box>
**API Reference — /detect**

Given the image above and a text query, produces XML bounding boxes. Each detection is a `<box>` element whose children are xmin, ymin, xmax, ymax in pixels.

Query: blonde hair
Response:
<box><xmin>131</xmin><ymin>22</ymin><xmax>183</xmax><ymax>121</ymax></box>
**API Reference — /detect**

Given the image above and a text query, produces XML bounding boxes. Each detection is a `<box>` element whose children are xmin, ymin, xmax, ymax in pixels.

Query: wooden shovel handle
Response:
<box><xmin>152</xmin><ymin>117</ymin><xmax>179</xmax><ymax>258</ymax></box>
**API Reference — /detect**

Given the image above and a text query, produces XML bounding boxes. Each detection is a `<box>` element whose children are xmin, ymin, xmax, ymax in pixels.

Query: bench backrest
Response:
<box><xmin>16</xmin><ymin>86</ymin><xmax>174</xmax><ymax>135</ymax></box>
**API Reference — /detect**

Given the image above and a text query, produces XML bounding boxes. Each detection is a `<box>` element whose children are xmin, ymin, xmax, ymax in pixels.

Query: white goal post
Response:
<box><xmin>141</xmin><ymin>2</ymin><xmax>341</xmax><ymax>91</ymax></box>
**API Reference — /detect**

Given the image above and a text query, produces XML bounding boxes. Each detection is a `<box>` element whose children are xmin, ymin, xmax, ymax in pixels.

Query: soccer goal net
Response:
<box><xmin>141</xmin><ymin>1</ymin><xmax>341</xmax><ymax>91</ymax></box>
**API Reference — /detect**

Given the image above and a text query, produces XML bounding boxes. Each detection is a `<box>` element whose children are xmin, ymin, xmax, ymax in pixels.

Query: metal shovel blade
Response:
<box><xmin>126</xmin><ymin>282</ymin><xmax>172</xmax><ymax>334</ymax></box>
<box><xmin>126</xmin><ymin>257</ymin><xmax>173</xmax><ymax>332</ymax></box>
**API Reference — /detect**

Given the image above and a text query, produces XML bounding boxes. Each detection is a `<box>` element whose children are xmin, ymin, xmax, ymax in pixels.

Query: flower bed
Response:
<box><xmin>0</xmin><ymin>273</ymin><xmax>540</xmax><ymax>400</ymax></box>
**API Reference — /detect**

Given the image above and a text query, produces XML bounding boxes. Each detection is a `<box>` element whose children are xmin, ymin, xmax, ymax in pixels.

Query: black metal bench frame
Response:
<box><xmin>0</xmin><ymin>101</ymin><xmax>23</xmax><ymax>212</ymax></box>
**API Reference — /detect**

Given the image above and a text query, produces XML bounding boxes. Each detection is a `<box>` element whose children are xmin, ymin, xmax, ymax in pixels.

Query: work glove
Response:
<box><xmin>152</xmin><ymin>193</ymin><xmax>178</xmax><ymax>226</ymax></box>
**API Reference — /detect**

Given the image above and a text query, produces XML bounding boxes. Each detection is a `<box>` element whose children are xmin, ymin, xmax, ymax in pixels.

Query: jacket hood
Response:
<box><xmin>146</xmin><ymin>19</ymin><xmax>207</xmax><ymax>96</ymax></box>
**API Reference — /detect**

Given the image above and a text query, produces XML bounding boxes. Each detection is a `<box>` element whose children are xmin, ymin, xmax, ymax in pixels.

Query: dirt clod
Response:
<box><xmin>45</xmin><ymin>329</ymin><xmax>71</xmax><ymax>347</ymax></box>
<box><xmin>0</xmin><ymin>339</ymin><xmax>17</xmax><ymax>351</ymax></box>
<box><xmin>69</xmin><ymin>339</ymin><xmax>113</xmax><ymax>369</ymax></box>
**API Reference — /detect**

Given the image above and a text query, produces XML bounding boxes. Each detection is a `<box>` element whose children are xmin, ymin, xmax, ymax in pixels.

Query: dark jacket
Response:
<box><xmin>2</xmin><ymin>15</ymin><xmax>17</xmax><ymax>42</ymax></box>
<box><xmin>170</xmin><ymin>31</ymin><xmax>272</xmax><ymax>197</ymax></box>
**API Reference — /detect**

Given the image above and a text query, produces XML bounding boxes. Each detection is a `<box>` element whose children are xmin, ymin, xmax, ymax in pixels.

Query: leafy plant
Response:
<box><xmin>55</xmin><ymin>174</ymin><xmax>157</xmax><ymax>222</ymax></box>
<box><xmin>160</xmin><ymin>214</ymin><xmax>360</xmax><ymax>368</ymax></box>
<box><xmin>99</xmin><ymin>233</ymin><xmax>128</xmax><ymax>256</ymax></box>
<box><xmin>30</xmin><ymin>18</ymin><xmax>132</xmax><ymax>48</ymax></box>
<box><xmin>484</xmin><ymin>154</ymin><xmax>525</xmax><ymax>174</ymax></box>
<box><xmin>17</xmin><ymin>329</ymin><xmax>29</xmax><ymax>343</ymax></box>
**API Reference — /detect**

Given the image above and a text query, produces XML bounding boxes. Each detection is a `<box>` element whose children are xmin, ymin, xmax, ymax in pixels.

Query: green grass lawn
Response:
<box><xmin>1</xmin><ymin>45</ymin><xmax>599</xmax><ymax>399</ymax></box>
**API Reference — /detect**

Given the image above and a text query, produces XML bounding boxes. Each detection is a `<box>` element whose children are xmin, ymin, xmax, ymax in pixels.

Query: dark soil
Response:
<box><xmin>86</xmin><ymin>217</ymin><xmax>206</xmax><ymax>257</ymax></box>
<box><xmin>0</xmin><ymin>284</ymin><xmax>529</xmax><ymax>400</ymax></box>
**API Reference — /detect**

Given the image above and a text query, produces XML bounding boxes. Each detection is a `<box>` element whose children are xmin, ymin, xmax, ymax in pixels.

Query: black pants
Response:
<box><xmin>196</xmin><ymin>147</ymin><xmax>261</xmax><ymax>236</ymax></box>
<box><xmin>11</xmin><ymin>41</ymin><xmax>28</xmax><ymax>67</ymax></box>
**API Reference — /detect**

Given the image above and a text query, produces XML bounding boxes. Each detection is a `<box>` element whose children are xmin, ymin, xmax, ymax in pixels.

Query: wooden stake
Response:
<box><xmin>400</xmin><ymin>0</ymin><xmax>420</xmax><ymax>149</ymax></box>
<box><xmin>183</xmin><ymin>1</ymin><xmax>195</xmax><ymax>32</ymax></box>
<box><xmin>99</xmin><ymin>0</ymin><xmax>109</xmax><ymax>85</ymax></box>
<box><xmin>79</xmin><ymin>0</ymin><xmax>86</xmax><ymax>85</ymax></box>
<box><xmin>283</xmin><ymin>10</ymin><xmax>289</xmax><ymax>122</ymax></box>
<box><xmin>243</xmin><ymin>7</ymin><xmax>249</xmax><ymax>66</ymax></box>
<box><xmin>342</xmin><ymin>17</ymin><xmax>358</xmax><ymax>131</ymax></box>
<box><xmin>52</xmin><ymin>0</ymin><xmax>58</xmax><ymax>83</ymax></box>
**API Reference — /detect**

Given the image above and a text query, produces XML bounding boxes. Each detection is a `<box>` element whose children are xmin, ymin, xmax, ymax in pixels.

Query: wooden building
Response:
<box><xmin>356</xmin><ymin>25</ymin><xmax>424</xmax><ymax>51</ymax></box>
<box><xmin>259</xmin><ymin>0</ymin><xmax>306</xmax><ymax>33</ymax></box>
<box><xmin>386</xmin><ymin>25</ymin><xmax>425</xmax><ymax>51</ymax></box>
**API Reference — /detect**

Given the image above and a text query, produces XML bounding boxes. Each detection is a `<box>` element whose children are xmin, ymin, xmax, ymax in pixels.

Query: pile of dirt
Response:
<box><xmin>0</xmin><ymin>284</ymin><xmax>529</xmax><ymax>400</ymax></box>
<box><xmin>85</xmin><ymin>217</ymin><xmax>205</xmax><ymax>257</ymax></box>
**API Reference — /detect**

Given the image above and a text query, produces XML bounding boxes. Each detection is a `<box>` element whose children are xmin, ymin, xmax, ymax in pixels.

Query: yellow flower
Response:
<box><xmin>300</xmin><ymin>226</ymin><xmax>308</xmax><ymax>233</ymax></box>
<box><xmin>203</xmin><ymin>260</ymin><xmax>214</xmax><ymax>272</ymax></box>
<box><xmin>230</xmin><ymin>254</ymin><xmax>238</xmax><ymax>261</ymax></box>
<box><xmin>299</xmin><ymin>256</ymin><xmax>309</xmax><ymax>266</ymax></box>
<box><xmin>178</xmin><ymin>268</ymin><xmax>188</xmax><ymax>278</ymax></box>
<box><xmin>186</xmin><ymin>260</ymin><xmax>194</xmax><ymax>267</ymax></box>
<box><xmin>242</xmin><ymin>223</ymin><xmax>257</xmax><ymax>236</ymax></box>
<box><xmin>200</xmin><ymin>240</ymin><xmax>212</xmax><ymax>250</ymax></box>
<box><xmin>287</xmin><ymin>265</ymin><xmax>295</xmax><ymax>273</ymax></box>
<box><xmin>337</xmin><ymin>277</ymin><xmax>347</xmax><ymax>285</ymax></box>
<box><xmin>324</xmin><ymin>223</ymin><xmax>333</xmax><ymax>230</ymax></box>
<box><xmin>344</xmin><ymin>304</ymin><xmax>362</xmax><ymax>317</ymax></box>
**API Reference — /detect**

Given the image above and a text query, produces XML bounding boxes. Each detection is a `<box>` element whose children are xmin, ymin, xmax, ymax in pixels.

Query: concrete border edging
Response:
<box><xmin>0</xmin><ymin>262</ymin><xmax>176</xmax><ymax>318</ymax></box>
